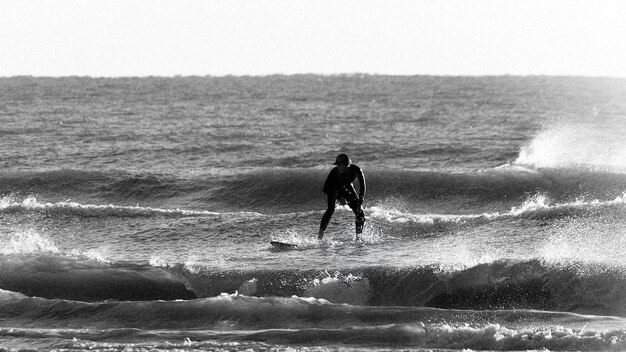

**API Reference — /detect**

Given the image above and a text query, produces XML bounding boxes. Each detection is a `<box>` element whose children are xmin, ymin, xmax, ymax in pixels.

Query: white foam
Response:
<box><xmin>0</xmin><ymin>289</ymin><xmax>27</xmax><ymax>301</ymax></box>
<box><xmin>508</xmin><ymin>192</ymin><xmax>626</xmax><ymax>217</ymax></box>
<box><xmin>304</xmin><ymin>271</ymin><xmax>372</xmax><ymax>305</ymax></box>
<box><xmin>0</xmin><ymin>196</ymin><xmax>263</xmax><ymax>218</ymax></box>
<box><xmin>82</xmin><ymin>247</ymin><xmax>112</xmax><ymax>263</ymax></box>
<box><xmin>368</xmin><ymin>205</ymin><xmax>499</xmax><ymax>225</ymax></box>
<box><xmin>269</xmin><ymin>228</ymin><xmax>327</xmax><ymax>248</ymax></box>
<box><xmin>369</xmin><ymin>193</ymin><xmax>626</xmax><ymax>227</ymax></box>
<box><xmin>0</xmin><ymin>229</ymin><xmax>59</xmax><ymax>254</ymax></box>
<box><xmin>149</xmin><ymin>256</ymin><xmax>171</xmax><ymax>268</ymax></box>
<box><xmin>515</xmin><ymin>120</ymin><xmax>626</xmax><ymax>173</ymax></box>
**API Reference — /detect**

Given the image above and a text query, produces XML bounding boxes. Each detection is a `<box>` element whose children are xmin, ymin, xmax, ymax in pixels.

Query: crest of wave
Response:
<box><xmin>0</xmin><ymin>229</ymin><xmax>59</xmax><ymax>254</ymax></box>
<box><xmin>515</xmin><ymin>119</ymin><xmax>626</xmax><ymax>173</ymax></box>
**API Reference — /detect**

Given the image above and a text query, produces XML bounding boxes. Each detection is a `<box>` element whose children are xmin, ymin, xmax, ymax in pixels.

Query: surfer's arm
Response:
<box><xmin>356</xmin><ymin>167</ymin><xmax>366</xmax><ymax>201</ymax></box>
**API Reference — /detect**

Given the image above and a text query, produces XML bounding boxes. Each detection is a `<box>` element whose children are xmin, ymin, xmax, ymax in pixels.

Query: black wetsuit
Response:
<box><xmin>319</xmin><ymin>164</ymin><xmax>366</xmax><ymax>237</ymax></box>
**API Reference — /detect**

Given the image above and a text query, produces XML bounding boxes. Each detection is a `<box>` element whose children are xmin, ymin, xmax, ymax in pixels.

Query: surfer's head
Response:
<box><xmin>333</xmin><ymin>153</ymin><xmax>351</xmax><ymax>166</ymax></box>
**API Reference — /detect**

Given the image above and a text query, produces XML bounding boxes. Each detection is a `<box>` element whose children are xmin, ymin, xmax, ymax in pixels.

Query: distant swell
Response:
<box><xmin>0</xmin><ymin>169</ymin><xmax>212</xmax><ymax>209</ymax></box>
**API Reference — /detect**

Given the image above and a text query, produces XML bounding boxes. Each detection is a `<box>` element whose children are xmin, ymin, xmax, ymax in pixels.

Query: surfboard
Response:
<box><xmin>270</xmin><ymin>241</ymin><xmax>298</xmax><ymax>251</ymax></box>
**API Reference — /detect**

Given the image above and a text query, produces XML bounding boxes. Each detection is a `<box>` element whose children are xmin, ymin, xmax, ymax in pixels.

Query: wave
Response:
<box><xmin>0</xmin><ymin>195</ymin><xmax>262</xmax><ymax>218</ymax></box>
<box><xmin>3</xmin><ymin>250</ymin><xmax>626</xmax><ymax>317</ymax></box>
<box><xmin>368</xmin><ymin>193</ymin><xmax>626</xmax><ymax>229</ymax></box>
<box><xmin>0</xmin><ymin>253</ymin><xmax>195</xmax><ymax>301</ymax></box>
<box><xmin>0</xmin><ymin>169</ymin><xmax>210</xmax><ymax>206</ymax></box>
<box><xmin>2</xmin><ymin>325</ymin><xmax>626</xmax><ymax>352</ymax></box>
<box><xmin>2</xmin><ymin>166</ymin><xmax>625</xmax><ymax>213</ymax></box>
<box><xmin>0</xmin><ymin>292</ymin><xmax>625</xmax><ymax>350</ymax></box>
<box><xmin>221</xmin><ymin>165</ymin><xmax>626</xmax><ymax>211</ymax></box>
<box><xmin>1</xmin><ymin>192</ymin><xmax>623</xmax><ymax>241</ymax></box>
<box><xmin>173</xmin><ymin>259</ymin><xmax>626</xmax><ymax>317</ymax></box>
<box><xmin>516</xmin><ymin>119</ymin><xmax>626</xmax><ymax>174</ymax></box>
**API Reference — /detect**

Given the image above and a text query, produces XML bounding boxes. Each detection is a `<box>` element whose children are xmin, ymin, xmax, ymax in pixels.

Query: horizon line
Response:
<box><xmin>2</xmin><ymin>72</ymin><xmax>625</xmax><ymax>80</ymax></box>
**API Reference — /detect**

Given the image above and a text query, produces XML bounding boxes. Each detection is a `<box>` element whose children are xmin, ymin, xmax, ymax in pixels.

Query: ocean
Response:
<box><xmin>1</xmin><ymin>75</ymin><xmax>625</xmax><ymax>351</ymax></box>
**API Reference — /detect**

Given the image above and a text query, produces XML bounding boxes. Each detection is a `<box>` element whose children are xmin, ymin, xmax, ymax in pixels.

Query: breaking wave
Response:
<box><xmin>3</xmin><ymin>246</ymin><xmax>624</xmax><ymax>317</ymax></box>
<box><xmin>2</xmin><ymin>165</ymin><xmax>625</xmax><ymax>214</ymax></box>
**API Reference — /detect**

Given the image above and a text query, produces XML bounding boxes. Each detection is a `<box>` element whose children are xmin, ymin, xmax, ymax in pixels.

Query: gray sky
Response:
<box><xmin>2</xmin><ymin>0</ymin><xmax>625</xmax><ymax>77</ymax></box>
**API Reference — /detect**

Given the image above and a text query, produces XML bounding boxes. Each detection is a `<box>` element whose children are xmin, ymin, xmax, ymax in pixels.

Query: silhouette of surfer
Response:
<box><xmin>318</xmin><ymin>153</ymin><xmax>366</xmax><ymax>240</ymax></box>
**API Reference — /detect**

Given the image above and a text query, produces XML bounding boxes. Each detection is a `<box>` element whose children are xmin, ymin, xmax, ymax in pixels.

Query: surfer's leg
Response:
<box><xmin>347</xmin><ymin>196</ymin><xmax>365</xmax><ymax>240</ymax></box>
<box><xmin>319</xmin><ymin>194</ymin><xmax>336</xmax><ymax>239</ymax></box>
<box><xmin>354</xmin><ymin>207</ymin><xmax>365</xmax><ymax>239</ymax></box>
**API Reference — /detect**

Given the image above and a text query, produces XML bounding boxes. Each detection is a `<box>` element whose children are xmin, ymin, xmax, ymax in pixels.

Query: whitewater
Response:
<box><xmin>1</xmin><ymin>75</ymin><xmax>626</xmax><ymax>351</ymax></box>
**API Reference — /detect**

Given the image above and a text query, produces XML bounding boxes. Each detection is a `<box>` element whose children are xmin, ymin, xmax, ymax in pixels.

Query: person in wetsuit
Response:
<box><xmin>318</xmin><ymin>153</ymin><xmax>366</xmax><ymax>240</ymax></box>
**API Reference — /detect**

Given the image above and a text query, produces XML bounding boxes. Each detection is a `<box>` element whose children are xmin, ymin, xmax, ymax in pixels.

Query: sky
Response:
<box><xmin>2</xmin><ymin>0</ymin><xmax>626</xmax><ymax>77</ymax></box>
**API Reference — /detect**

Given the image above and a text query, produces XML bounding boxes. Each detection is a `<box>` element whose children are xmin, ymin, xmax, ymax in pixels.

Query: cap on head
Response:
<box><xmin>333</xmin><ymin>153</ymin><xmax>351</xmax><ymax>165</ymax></box>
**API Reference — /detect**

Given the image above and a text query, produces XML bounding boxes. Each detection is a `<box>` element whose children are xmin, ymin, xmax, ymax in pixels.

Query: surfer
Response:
<box><xmin>318</xmin><ymin>153</ymin><xmax>366</xmax><ymax>240</ymax></box>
